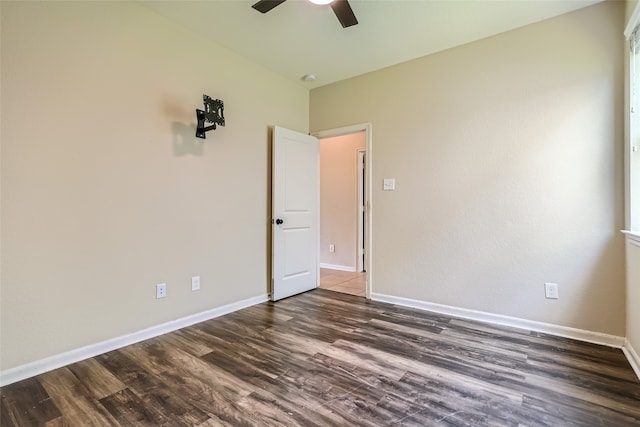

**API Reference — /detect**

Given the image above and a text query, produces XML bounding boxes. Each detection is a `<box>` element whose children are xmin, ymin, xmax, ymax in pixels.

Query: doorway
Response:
<box><xmin>313</xmin><ymin>124</ymin><xmax>372</xmax><ymax>298</ymax></box>
<box><xmin>319</xmin><ymin>269</ymin><xmax>366</xmax><ymax>296</ymax></box>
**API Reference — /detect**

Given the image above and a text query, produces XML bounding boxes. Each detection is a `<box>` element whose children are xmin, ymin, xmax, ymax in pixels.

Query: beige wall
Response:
<box><xmin>311</xmin><ymin>2</ymin><xmax>626</xmax><ymax>335</ymax></box>
<box><xmin>320</xmin><ymin>132</ymin><xmax>366</xmax><ymax>269</ymax></box>
<box><xmin>1</xmin><ymin>0</ymin><xmax>632</xmax><ymax>378</ymax></box>
<box><xmin>0</xmin><ymin>1</ymin><xmax>308</xmax><ymax>371</ymax></box>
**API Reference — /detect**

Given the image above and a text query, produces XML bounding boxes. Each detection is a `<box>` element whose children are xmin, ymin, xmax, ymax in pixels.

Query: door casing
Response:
<box><xmin>357</xmin><ymin>148</ymin><xmax>366</xmax><ymax>273</ymax></box>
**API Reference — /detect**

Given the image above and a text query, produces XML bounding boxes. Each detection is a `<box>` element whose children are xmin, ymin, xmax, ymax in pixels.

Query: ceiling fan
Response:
<box><xmin>251</xmin><ymin>0</ymin><xmax>358</xmax><ymax>28</ymax></box>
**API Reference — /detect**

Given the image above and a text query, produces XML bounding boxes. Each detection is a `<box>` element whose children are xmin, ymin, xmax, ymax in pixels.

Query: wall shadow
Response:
<box><xmin>172</xmin><ymin>122</ymin><xmax>204</xmax><ymax>157</ymax></box>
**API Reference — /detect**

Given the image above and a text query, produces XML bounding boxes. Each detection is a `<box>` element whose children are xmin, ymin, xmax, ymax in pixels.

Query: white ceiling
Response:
<box><xmin>141</xmin><ymin>0</ymin><xmax>601</xmax><ymax>89</ymax></box>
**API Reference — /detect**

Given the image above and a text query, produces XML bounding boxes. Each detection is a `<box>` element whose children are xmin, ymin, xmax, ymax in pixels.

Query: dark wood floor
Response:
<box><xmin>2</xmin><ymin>289</ymin><xmax>640</xmax><ymax>426</ymax></box>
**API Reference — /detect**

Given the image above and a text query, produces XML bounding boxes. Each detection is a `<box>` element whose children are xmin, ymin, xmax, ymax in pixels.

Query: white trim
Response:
<box><xmin>319</xmin><ymin>263</ymin><xmax>356</xmax><ymax>272</ymax></box>
<box><xmin>623</xmin><ymin>339</ymin><xmax>640</xmax><ymax>380</ymax></box>
<box><xmin>313</xmin><ymin>123</ymin><xmax>369</xmax><ymax>139</ymax></box>
<box><xmin>0</xmin><ymin>293</ymin><xmax>269</xmax><ymax>387</ymax></box>
<box><xmin>622</xmin><ymin>229</ymin><xmax>640</xmax><ymax>246</ymax></box>
<box><xmin>371</xmin><ymin>293</ymin><xmax>626</xmax><ymax>348</ymax></box>
<box><xmin>357</xmin><ymin>148</ymin><xmax>366</xmax><ymax>274</ymax></box>
<box><xmin>625</xmin><ymin>1</ymin><xmax>640</xmax><ymax>40</ymax></box>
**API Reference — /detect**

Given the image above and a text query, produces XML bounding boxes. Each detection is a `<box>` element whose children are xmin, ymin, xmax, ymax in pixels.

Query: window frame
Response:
<box><xmin>625</xmin><ymin>4</ymin><xmax>640</xmax><ymax>240</ymax></box>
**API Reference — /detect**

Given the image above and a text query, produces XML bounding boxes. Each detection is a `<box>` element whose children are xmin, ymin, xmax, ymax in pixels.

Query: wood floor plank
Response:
<box><xmin>0</xmin><ymin>377</ymin><xmax>61</xmax><ymax>426</ymax></box>
<box><xmin>99</xmin><ymin>388</ymin><xmax>167</xmax><ymax>426</ymax></box>
<box><xmin>356</xmin><ymin>319</ymin><xmax>530</xmax><ymax>376</ymax></box>
<box><xmin>156</xmin><ymin>329</ymin><xmax>213</xmax><ymax>358</ymax></box>
<box><xmin>273</xmin><ymin>355</ymin><xmax>395</xmax><ymax>427</ymax></box>
<box><xmin>95</xmin><ymin>346</ymin><xmax>212</xmax><ymax>426</ymax></box>
<box><xmin>524</xmin><ymin>355</ymin><xmax>640</xmax><ymax>402</ymax></box>
<box><xmin>521</xmin><ymin>393</ymin><xmax>640</xmax><ymax>426</ymax></box>
<box><xmin>158</xmin><ymin>367</ymin><xmax>263</xmax><ymax>426</ymax></box>
<box><xmin>123</xmin><ymin>367</ymin><xmax>211</xmax><ymax>426</ymax></box>
<box><xmin>38</xmin><ymin>368</ymin><xmax>120</xmax><ymax>427</ymax></box>
<box><xmin>117</xmin><ymin>340</ymin><xmax>173</xmax><ymax>377</ymax></box>
<box><xmin>66</xmin><ymin>357</ymin><xmax>126</xmax><ymax>400</ymax></box>
<box><xmin>394</xmin><ymin>371</ymin><xmax>542</xmax><ymax>427</ymax></box>
<box><xmin>2</xmin><ymin>288</ymin><xmax>639</xmax><ymax>426</ymax></box>
<box><xmin>95</xmin><ymin>349</ymin><xmax>153</xmax><ymax>385</ymax></box>
<box><xmin>138</xmin><ymin>340</ymin><xmax>256</xmax><ymax>400</ymax></box>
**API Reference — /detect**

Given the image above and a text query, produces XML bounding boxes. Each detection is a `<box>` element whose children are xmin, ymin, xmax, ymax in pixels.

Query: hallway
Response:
<box><xmin>319</xmin><ymin>268</ymin><xmax>365</xmax><ymax>297</ymax></box>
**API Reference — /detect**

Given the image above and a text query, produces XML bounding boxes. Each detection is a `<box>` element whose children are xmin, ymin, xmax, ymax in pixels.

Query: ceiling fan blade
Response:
<box><xmin>252</xmin><ymin>0</ymin><xmax>286</xmax><ymax>14</ymax></box>
<box><xmin>330</xmin><ymin>0</ymin><xmax>358</xmax><ymax>28</ymax></box>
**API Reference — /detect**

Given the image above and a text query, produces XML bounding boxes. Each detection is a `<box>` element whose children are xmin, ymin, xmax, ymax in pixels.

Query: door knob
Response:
<box><xmin>275</xmin><ymin>218</ymin><xmax>284</xmax><ymax>225</ymax></box>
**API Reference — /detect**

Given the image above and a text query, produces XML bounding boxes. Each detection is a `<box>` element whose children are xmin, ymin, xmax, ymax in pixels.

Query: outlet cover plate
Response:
<box><xmin>191</xmin><ymin>276</ymin><xmax>201</xmax><ymax>291</ymax></box>
<box><xmin>545</xmin><ymin>282</ymin><xmax>559</xmax><ymax>299</ymax></box>
<box><xmin>156</xmin><ymin>283</ymin><xmax>167</xmax><ymax>299</ymax></box>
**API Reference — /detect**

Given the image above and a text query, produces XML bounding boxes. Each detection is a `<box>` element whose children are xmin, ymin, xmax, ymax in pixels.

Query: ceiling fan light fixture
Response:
<box><xmin>252</xmin><ymin>0</ymin><xmax>357</xmax><ymax>28</ymax></box>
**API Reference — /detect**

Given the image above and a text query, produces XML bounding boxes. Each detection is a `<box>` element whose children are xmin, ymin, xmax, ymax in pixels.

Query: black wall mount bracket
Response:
<box><xmin>196</xmin><ymin>95</ymin><xmax>225</xmax><ymax>139</ymax></box>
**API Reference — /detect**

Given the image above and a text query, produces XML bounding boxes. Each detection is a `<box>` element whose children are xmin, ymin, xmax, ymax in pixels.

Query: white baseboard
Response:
<box><xmin>371</xmin><ymin>293</ymin><xmax>626</xmax><ymax>349</ymax></box>
<box><xmin>0</xmin><ymin>293</ymin><xmax>269</xmax><ymax>387</ymax></box>
<box><xmin>623</xmin><ymin>339</ymin><xmax>640</xmax><ymax>380</ymax></box>
<box><xmin>320</xmin><ymin>263</ymin><xmax>356</xmax><ymax>272</ymax></box>
<box><xmin>5</xmin><ymin>292</ymin><xmax>636</xmax><ymax>387</ymax></box>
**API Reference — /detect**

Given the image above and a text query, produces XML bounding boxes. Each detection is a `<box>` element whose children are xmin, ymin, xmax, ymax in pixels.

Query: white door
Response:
<box><xmin>271</xmin><ymin>126</ymin><xmax>319</xmax><ymax>301</ymax></box>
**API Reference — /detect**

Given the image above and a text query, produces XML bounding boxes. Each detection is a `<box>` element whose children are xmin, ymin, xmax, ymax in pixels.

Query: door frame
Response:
<box><xmin>357</xmin><ymin>148</ymin><xmax>366</xmax><ymax>273</ymax></box>
<box><xmin>313</xmin><ymin>123</ymin><xmax>372</xmax><ymax>299</ymax></box>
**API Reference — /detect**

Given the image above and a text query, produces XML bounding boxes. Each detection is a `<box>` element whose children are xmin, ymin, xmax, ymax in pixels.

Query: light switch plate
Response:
<box><xmin>383</xmin><ymin>178</ymin><xmax>395</xmax><ymax>191</ymax></box>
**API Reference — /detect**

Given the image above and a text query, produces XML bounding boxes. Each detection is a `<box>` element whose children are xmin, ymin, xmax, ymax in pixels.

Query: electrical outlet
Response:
<box><xmin>156</xmin><ymin>283</ymin><xmax>166</xmax><ymax>299</ymax></box>
<box><xmin>191</xmin><ymin>276</ymin><xmax>201</xmax><ymax>291</ymax></box>
<box><xmin>329</xmin><ymin>244</ymin><xmax>335</xmax><ymax>253</ymax></box>
<box><xmin>545</xmin><ymin>282</ymin><xmax>559</xmax><ymax>299</ymax></box>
